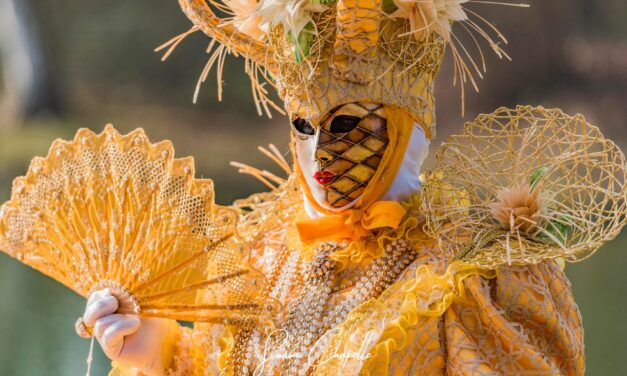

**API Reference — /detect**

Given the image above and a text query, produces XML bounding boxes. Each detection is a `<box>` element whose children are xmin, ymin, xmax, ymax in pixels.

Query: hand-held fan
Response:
<box><xmin>0</xmin><ymin>125</ymin><xmax>275</xmax><ymax>331</ymax></box>
<box><xmin>422</xmin><ymin>106</ymin><xmax>627</xmax><ymax>268</ymax></box>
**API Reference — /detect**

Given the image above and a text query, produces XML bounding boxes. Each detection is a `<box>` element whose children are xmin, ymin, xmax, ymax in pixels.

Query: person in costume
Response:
<box><xmin>73</xmin><ymin>1</ymin><xmax>613</xmax><ymax>375</ymax></box>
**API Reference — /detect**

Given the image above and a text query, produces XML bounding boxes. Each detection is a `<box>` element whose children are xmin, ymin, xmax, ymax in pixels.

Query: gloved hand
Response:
<box><xmin>76</xmin><ymin>289</ymin><xmax>176</xmax><ymax>376</ymax></box>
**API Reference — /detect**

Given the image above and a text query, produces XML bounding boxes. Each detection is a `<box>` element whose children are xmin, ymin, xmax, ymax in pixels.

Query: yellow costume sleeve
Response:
<box><xmin>443</xmin><ymin>261</ymin><xmax>584</xmax><ymax>375</ymax></box>
<box><xmin>318</xmin><ymin>258</ymin><xmax>584</xmax><ymax>376</ymax></box>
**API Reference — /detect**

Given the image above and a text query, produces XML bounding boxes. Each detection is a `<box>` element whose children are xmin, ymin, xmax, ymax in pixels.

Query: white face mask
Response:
<box><xmin>292</xmin><ymin>125</ymin><xmax>330</xmax><ymax>210</ymax></box>
<box><xmin>292</xmin><ymin>103</ymin><xmax>430</xmax><ymax>216</ymax></box>
<box><xmin>292</xmin><ymin>102</ymin><xmax>390</xmax><ymax>212</ymax></box>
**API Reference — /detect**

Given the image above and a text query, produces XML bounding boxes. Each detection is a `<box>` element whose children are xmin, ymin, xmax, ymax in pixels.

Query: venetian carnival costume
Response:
<box><xmin>1</xmin><ymin>0</ymin><xmax>626</xmax><ymax>376</ymax></box>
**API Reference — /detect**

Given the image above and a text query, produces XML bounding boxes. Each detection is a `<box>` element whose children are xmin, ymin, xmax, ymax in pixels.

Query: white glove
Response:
<box><xmin>78</xmin><ymin>289</ymin><xmax>174</xmax><ymax>376</ymax></box>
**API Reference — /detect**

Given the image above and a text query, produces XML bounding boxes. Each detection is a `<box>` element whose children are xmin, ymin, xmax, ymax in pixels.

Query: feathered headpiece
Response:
<box><xmin>163</xmin><ymin>0</ymin><xmax>528</xmax><ymax>136</ymax></box>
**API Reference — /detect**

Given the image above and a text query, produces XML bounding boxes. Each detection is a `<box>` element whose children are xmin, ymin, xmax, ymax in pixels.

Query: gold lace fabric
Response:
<box><xmin>313</xmin><ymin>261</ymin><xmax>584</xmax><ymax>375</ymax></box>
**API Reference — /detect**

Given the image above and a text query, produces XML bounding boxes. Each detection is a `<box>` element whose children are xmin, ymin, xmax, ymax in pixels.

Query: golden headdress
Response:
<box><xmin>166</xmin><ymin>0</ymin><xmax>528</xmax><ymax>137</ymax></box>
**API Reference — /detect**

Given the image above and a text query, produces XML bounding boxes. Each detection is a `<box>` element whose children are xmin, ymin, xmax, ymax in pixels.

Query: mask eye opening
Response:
<box><xmin>291</xmin><ymin>117</ymin><xmax>315</xmax><ymax>136</ymax></box>
<box><xmin>329</xmin><ymin>115</ymin><xmax>361</xmax><ymax>134</ymax></box>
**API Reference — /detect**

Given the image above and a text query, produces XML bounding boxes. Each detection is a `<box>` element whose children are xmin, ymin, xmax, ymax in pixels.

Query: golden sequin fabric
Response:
<box><xmin>110</xmin><ymin>177</ymin><xmax>585</xmax><ymax>376</ymax></box>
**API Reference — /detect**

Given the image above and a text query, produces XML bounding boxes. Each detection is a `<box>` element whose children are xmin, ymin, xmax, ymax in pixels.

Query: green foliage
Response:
<box><xmin>529</xmin><ymin>166</ymin><xmax>548</xmax><ymax>191</ymax></box>
<box><xmin>528</xmin><ymin>166</ymin><xmax>572</xmax><ymax>245</ymax></box>
<box><xmin>289</xmin><ymin>23</ymin><xmax>315</xmax><ymax>63</ymax></box>
<box><xmin>542</xmin><ymin>215</ymin><xmax>573</xmax><ymax>245</ymax></box>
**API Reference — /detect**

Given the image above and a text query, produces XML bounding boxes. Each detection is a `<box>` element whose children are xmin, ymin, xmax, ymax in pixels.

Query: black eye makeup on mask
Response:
<box><xmin>329</xmin><ymin>115</ymin><xmax>361</xmax><ymax>133</ymax></box>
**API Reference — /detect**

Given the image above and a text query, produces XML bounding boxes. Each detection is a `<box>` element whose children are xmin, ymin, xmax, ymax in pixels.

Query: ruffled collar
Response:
<box><xmin>295</xmin><ymin>193</ymin><xmax>431</xmax><ymax>271</ymax></box>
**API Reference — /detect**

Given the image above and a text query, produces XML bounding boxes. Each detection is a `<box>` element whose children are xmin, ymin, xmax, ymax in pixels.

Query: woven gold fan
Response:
<box><xmin>0</xmin><ymin>125</ymin><xmax>275</xmax><ymax>327</ymax></box>
<box><xmin>422</xmin><ymin>106</ymin><xmax>627</xmax><ymax>268</ymax></box>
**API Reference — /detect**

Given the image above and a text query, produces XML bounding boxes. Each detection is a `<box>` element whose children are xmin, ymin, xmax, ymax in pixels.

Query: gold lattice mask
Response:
<box><xmin>292</xmin><ymin>102</ymin><xmax>390</xmax><ymax>210</ymax></box>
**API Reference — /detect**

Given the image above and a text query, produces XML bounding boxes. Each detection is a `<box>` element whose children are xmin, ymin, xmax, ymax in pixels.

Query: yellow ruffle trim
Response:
<box><xmin>327</xmin><ymin>193</ymin><xmax>430</xmax><ymax>270</ymax></box>
<box><xmin>314</xmin><ymin>261</ymin><xmax>496</xmax><ymax>375</ymax></box>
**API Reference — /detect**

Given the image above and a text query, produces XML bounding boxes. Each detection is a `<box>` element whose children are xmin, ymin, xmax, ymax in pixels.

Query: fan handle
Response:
<box><xmin>75</xmin><ymin>282</ymin><xmax>140</xmax><ymax>339</ymax></box>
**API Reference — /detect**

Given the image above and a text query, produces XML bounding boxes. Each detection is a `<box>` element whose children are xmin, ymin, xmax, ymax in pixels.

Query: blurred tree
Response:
<box><xmin>0</xmin><ymin>0</ymin><xmax>59</xmax><ymax>127</ymax></box>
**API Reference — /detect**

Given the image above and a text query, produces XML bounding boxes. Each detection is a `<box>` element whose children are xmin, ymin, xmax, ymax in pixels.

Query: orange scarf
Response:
<box><xmin>296</xmin><ymin>201</ymin><xmax>407</xmax><ymax>244</ymax></box>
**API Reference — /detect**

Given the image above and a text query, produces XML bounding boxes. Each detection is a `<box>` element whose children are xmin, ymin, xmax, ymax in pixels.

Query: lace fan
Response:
<box><xmin>422</xmin><ymin>106</ymin><xmax>627</xmax><ymax>268</ymax></box>
<box><xmin>0</xmin><ymin>125</ymin><xmax>274</xmax><ymax>328</ymax></box>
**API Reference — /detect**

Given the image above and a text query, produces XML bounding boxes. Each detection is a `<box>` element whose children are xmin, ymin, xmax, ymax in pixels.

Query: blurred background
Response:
<box><xmin>0</xmin><ymin>0</ymin><xmax>625</xmax><ymax>374</ymax></box>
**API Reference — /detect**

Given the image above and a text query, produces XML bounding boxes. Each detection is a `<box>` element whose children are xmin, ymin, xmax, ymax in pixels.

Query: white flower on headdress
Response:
<box><xmin>222</xmin><ymin>0</ymin><xmax>265</xmax><ymax>40</ymax></box>
<box><xmin>391</xmin><ymin>0</ymin><xmax>469</xmax><ymax>42</ymax></box>
<box><xmin>389</xmin><ymin>0</ymin><xmax>528</xmax><ymax>114</ymax></box>
<box><xmin>254</xmin><ymin>0</ymin><xmax>327</xmax><ymax>39</ymax></box>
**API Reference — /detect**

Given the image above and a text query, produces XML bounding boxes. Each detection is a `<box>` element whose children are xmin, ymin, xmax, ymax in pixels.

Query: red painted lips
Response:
<box><xmin>314</xmin><ymin>170</ymin><xmax>336</xmax><ymax>185</ymax></box>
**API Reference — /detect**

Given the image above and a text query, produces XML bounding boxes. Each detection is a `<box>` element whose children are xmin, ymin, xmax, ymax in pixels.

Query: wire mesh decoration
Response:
<box><xmin>422</xmin><ymin>105</ymin><xmax>627</xmax><ymax>268</ymax></box>
<box><xmin>0</xmin><ymin>125</ymin><xmax>276</xmax><ymax>328</ymax></box>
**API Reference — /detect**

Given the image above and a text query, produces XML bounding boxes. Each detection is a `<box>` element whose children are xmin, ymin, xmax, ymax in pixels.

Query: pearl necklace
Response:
<box><xmin>224</xmin><ymin>239</ymin><xmax>417</xmax><ymax>375</ymax></box>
